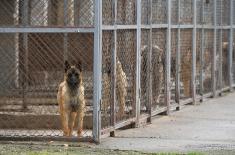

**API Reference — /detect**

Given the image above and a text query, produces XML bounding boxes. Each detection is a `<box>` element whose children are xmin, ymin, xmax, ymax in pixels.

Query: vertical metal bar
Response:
<box><xmin>22</xmin><ymin>0</ymin><xmax>29</xmax><ymax>110</ymax></box>
<box><xmin>192</xmin><ymin>0</ymin><xmax>197</xmax><ymax>104</ymax></box>
<box><xmin>176</xmin><ymin>0</ymin><xmax>181</xmax><ymax>108</ymax></box>
<box><xmin>212</xmin><ymin>0</ymin><xmax>217</xmax><ymax>97</ymax></box>
<box><xmin>229</xmin><ymin>0</ymin><xmax>234</xmax><ymax>91</ymax></box>
<box><xmin>64</xmin><ymin>0</ymin><xmax>68</xmax><ymax>62</ymax></box>
<box><xmin>110</xmin><ymin>0</ymin><xmax>117</xmax><ymax>137</ymax></box>
<box><xmin>165</xmin><ymin>0</ymin><xmax>171</xmax><ymax>114</ymax></box>
<box><xmin>219</xmin><ymin>32</ymin><xmax>223</xmax><ymax>93</ymax></box>
<box><xmin>219</xmin><ymin>0</ymin><xmax>223</xmax><ymax>93</ymax></box>
<box><xmin>135</xmin><ymin>0</ymin><xmax>141</xmax><ymax>126</ymax></box>
<box><xmin>14</xmin><ymin>0</ymin><xmax>20</xmax><ymax>88</ymax></box>
<box><xmin>148</xmin><ymin>0</ymin><xmax>153</xmax><ymax>120</ymax></box>
<box><xmin>200</xmin><ymin>1</ymin><xmax>204</xmax><ymax>100</ymax></box>
<box><xmin>93</xmin><ymin>0</ymin><xmax>102</xmax><ymax>143</ymax></box>
<box><xmin>200</xmin><ymin>29</ymin><xmax>204</xmax><ymax>99</ymax></box>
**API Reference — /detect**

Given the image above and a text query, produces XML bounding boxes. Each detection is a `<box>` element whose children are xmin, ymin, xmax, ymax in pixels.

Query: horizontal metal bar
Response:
<box><xmin>0</xmin><ymin>136</ymin><xmax>94</xmax><ymax>143</ymax></box>
<box><xmin>141</xmin><ymin>25</ymin><xmax>151</xmax><ymax>29</ymax></box>
<box><xmin>114</xmin><ymin>117</ymin><xmax>136</xmax><ymax>129</ymax></box>
<box><xmin>101</xmin><ymin>25</ymin><xmax>235</xmax><ymax>30</ymax></box>
<box><xmin>180</xmin><ymin>98</ymin><xmax>193</xmax><ymax>106</ymax></box>
<box><xmin>222</xmin><ymin>87</ymin><xmax>230</xmax><ymax>92</ymax></box>
<box><xmin>203</xmin><ymin>92</ymin><xmax>213</xmax><ymax>98</ymax></box>
<box><xmin>151</xmin><ymin>107</ymin><xmax>168</xmax><ymax>116</ymax></box>
<box><xmin>170</xmin><ymin>103</ymin><xmax>180</xmax><ymax>111</ymax></box>
<box><xmin>196</xmin><ymin>25</ymin><xmax>214</xmax><ymax>29</ymax></box>
<box><xmin>0</xmin><ymin>27</ymin><xmax>94</xmax><ymax>33</ymax></box>
<box><xmin>102</xmin><ymin>25</ymin><xmax>137</xmax><ymax>30</ymax></box>
<box><xmin>171</xmin><ymin>25</ymin><xmax>194</xmax><ymax>29</ymax></box>
<box><xmin>151</xmin><ymin>24</ymin><xmax>168</xmax><ymax>28</ymax></box>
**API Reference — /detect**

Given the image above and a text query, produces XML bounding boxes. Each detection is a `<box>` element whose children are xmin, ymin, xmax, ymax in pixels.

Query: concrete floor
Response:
<box><xmin>98</xmin><ymin>92</ymin><xmax>235</xmax><ymax>153</ymax></box>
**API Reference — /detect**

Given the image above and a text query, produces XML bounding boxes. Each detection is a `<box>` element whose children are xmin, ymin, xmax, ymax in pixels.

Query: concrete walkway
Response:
<box><xmin>98</xmin><ymin>93</ymin><xmax>235</xmax><ymax>153</ymax></box>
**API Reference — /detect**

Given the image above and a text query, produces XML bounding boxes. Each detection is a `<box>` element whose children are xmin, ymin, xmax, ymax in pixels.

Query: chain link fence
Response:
<box><xmin>0</xmin><ymin>0</ymin><xmax>235</xmax><ymax>143</ymax></box>
<box><xmin>140</xmin><ymin>29</ymin><xmax>150</xmax><ymax>114</ymax></box>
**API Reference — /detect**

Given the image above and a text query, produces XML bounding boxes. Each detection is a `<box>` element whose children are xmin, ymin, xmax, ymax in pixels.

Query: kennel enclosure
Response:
<box><xmin>0</xmin><ymin>0</ymin><xmax>234</xmax><ymax>143</ymax></box>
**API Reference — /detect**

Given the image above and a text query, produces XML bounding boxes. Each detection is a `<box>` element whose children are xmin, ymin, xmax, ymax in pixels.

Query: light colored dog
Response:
<box><xmin>57</xmin><ymin>61</ymin><xmax>85</xmax><ymax>137</ymax></box>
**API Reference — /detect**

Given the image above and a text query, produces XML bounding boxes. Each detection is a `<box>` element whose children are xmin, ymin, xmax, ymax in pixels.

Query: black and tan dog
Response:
<box><xmin>57</xmin><ymin>61</ymin><xmax>85</xmax><ymax>137</ymax></box>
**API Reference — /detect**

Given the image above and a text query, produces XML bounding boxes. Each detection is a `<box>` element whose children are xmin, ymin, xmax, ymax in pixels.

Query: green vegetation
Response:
<box><xmin>0</xmin><ymin>144</ymin><xmax>206</xmax><ymax>155</ymax></box>
<box><xmin>1</xmin><ymin>143</ymin><xmax>234</xmax><ymax>155</ymax></box>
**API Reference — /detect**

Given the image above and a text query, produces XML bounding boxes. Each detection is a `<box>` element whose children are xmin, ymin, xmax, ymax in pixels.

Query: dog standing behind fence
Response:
<box><xmin>57</xmin><ymin>61</ymin><xmax>85</xmax><ymax>137</ymax></box>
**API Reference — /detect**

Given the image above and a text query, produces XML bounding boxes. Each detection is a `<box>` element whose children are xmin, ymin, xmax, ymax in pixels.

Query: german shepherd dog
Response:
<box><xmin>57</xmin><ymin>61</ymin><xmax>85</xmax><ymax>137</ymax></box>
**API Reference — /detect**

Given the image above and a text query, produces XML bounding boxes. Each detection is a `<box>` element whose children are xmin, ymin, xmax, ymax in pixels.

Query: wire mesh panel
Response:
<box><xmin>116</xmin><ymin>30</ymin><xmax>136</xmax><ymax>122</ymax></box>
<box><xmin>102</xmin><ymin>0</ymin><xmax>113</xmax><ymax>25</ymax></box>
<box><xmin>216</xmin><ymin>0</ymin><xmax>222</xmax><ymax>26</ymax></box>
<box><xmin>0</xmin><ymin>0</ymin><xmax>21</xmax><ymax>26</ymax></box>
<box><xmin>234</xmin><ymin>0</ymin><xmax>235</xmax><ymax>25</ymax></box>
<box><xmin>0</xmin><ymin>0</ymin><xmax>95</xmax><ymax>27</ymax></box>
<box><xmin>221</xmin><ymin>0</ymin><xmax>230</xmax><ymax>26</ymax></box>
<box><xmin>140</xmin><ymin>30</ymin><xmax>150</xmax><ymax>114</ymax></box>
<box><xmin>171</xmin><ymin>0</ymin><xmax>179</xmax><ymax>25</ymax></box>
<box><xmin>151</xmin><ymin>29</ymin><xmax>166</xmax><ymax>111</ymax></box>
<box><xmin>152</xmin><ymin>0</ymin><xmax>167</xmax><ymax>24</ymax></box>
<box><xmin>180</xmin><ymin>0</ymin><xmax>193</xmax><ymax>24</ymax></box>
<box><xmin>196</xmin><ymin>0</ymin><xmax>203</xmax><ymax>25</ymax></box>
<box><xmin>117</xmin><ymin>0</ymin><xmax>136</xmax><ymax>25</ymax></box>
<box><xmin>196</xmin><ymin>30</ymin><xmax>202</xmax><ymax>96</ymax></box>
<box><xmin>203</xmin><ymin>30</ymin><xmax>213</xmax><ymax>94</ymax></box>
<box><xmin>180</xmin><ymin>30</ymin><xmax>192</xmax><ymax>100</ymax></box>
<box><xmin>141</xmin><ymin>0</ymin><xmax>151</xmax><ymax>25</ymax></box>
<box><xmin>222</xmin><ymin>30</ymin><xmax>230</xmax><ymax>88</ymax></box>
<box><xmin>0</xmin><ymin>33</ymin><xmax>22</xmax><ymax>135</ymax></box>
<box><xmin>216</xmin><ymin>30</ymin><xmax>222</xmax><ymax>90</ymax></box>
<box><xmin>67</xmin><ymin>33</ymin><xmax>94</xmax><ymax>137</ymax></box>
<box><xmin>171</xmin><ymin>30</ymin><xmax>177</xmax><ymax>104</ymax></box>
<box><xmin>101</xmin><ymin>31</ymin><xmax>113</xmax><ymax>129</ymax></box>
<box><xmin>204</xmin><ymin>0</ymin><xmax>214</xmax><ymax>25</ymax></box>
<box><xmin>0</xmin><ymin>33</ymin><xmax>94</xmax><ymax>138</ymax></box>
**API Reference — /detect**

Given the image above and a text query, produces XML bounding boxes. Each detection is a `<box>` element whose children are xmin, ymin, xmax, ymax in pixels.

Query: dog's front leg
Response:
<box><xmin>77</xmin><ymin>104</ymin><xmax>84</xmax><ymax>137</ymax></box>
<box><xmin>58</xmin><ymin>98</ymin><xmax>69</xmax><ymax>136</ymax></box>
<box><xmin>77</xmin><ymin>113</ymin><xmax>84</xmax><ymax>137</ymax></box>
<box><xmin>68</xmin><ymin>112</ymin><xmax>77</xmax><ymax>136</ymax></box>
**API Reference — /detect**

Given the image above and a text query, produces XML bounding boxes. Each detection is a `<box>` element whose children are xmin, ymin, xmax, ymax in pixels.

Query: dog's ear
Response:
<box><xmin>64</xmin><ymin>60</ymin><xmax>70</xmax><ymax>73</ymax></box>
<box><xmin>76</xmin><ymin>61</ymin><xmax>82</xmax><ymax>72</ymax></box>
<box><xmin>107</xmin><ymin>69</ymin><xmax>111</xmax><ymax>75</ymax></box>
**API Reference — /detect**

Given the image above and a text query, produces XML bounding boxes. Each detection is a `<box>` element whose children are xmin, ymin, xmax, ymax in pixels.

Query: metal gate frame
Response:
<box><xmin>98</xmin><ymin>0</ymin><xmax>235</xmax><ymax>143</ymax></box>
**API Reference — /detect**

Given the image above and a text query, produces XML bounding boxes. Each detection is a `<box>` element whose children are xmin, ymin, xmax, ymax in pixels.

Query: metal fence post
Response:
<box><xmin>165</xmin><ymin>0</ymin><xmax>171</xmax><ymax>115</ymax></box>
<box><xmin>229</xmin><ymin>0</ymin><xmax>234</xmax><ymax>91</ymax></box>
<box><xmin>212</xmin><ymin>0</ymin><xmax>217</xmax><ymax>97</ymax></box>
<box><xmin>63</xmin><ymin>0</ymin><xmax>68</xmax><ymax>62</ymax></box>
<box><xmin>192</xmin><ymin>0</ymin><xmax>197</xmax><ymax>104</ymax></box>
<box><xmin>148</xmin><ymin>0</ymin><xmax>153</xmax><ymax>121</ymax></box>
<box><xmin>219</xmin><ymin>0</ymin><xmax>223</xmax><ymax>94</ymax></box>
<box><xmin>93</xmin><ymin>0</ymin><xmax>102</xmax><ymax>143</ymax></box>
<box><xmin>110</xmin><ymin>0</ymin><xmax>117</xmax><ymax>137</ymax></box>
<box><xmin>176</xmin><ymin>0</ymin><xmax>181</xmax><ymax>109</ymax></box>
<box><xmin>22</xmin><ymin>0</ymin><xmax>29</xmax><ymax>110</ymax></box>
<box><xmin>200</xmin><ymin>1</ymin><xmax>204</xmax><ymax>100</ymax></box>
<box><xmin>136</xmin><ymin>0</ymin><xmax>141</xmax><ymax>127</ymax></box>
